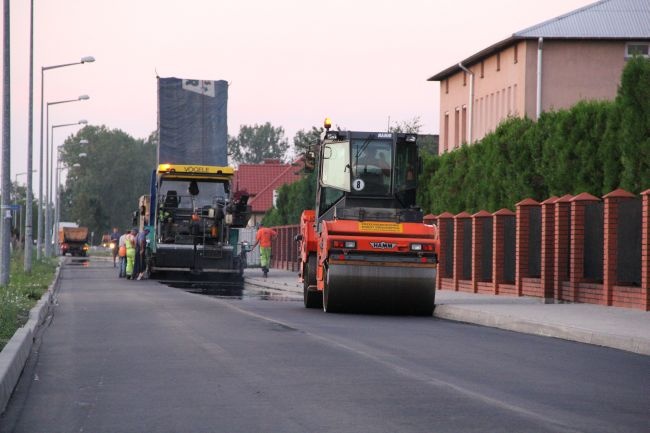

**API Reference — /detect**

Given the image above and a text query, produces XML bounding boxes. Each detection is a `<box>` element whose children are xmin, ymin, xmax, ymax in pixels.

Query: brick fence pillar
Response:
<box><xmin>437</xmin><ymin>212</ymin><xmax>455</xmax><ymax>290</ymax></box>
<box><xmin>472</xmin><ymin>211</ymin><xmax>492</xmax><ymax>293</ymax></box>
<box><xmin>602</xmin><ymin>189</ymin><xmax>637</xmax><ymax>306</ymax></box>
<box><xmin>493</xmin><ymin>208</ymin><xmax>515</xmax><ymax>295</ymax></box>
<box><xmin>641</xmin><ymin>190</ymin><xmax>650</xmax><ymax>311</ymax></box>
<box><xmin>554</xmin><ymin>195</ymin><xmax>573</xmax><ymax>301</ymax></box>
<box><xmin>569</xmin><ymin>193</ymin><xmax>600</xmax><ymax>302</ymax></box>
<box><xmin>541</xmin><ymin>197</ymin><xmax>558</xmax><ymax>302</ymax></box>
<box><xmin>516</xmin><ymin>198</ymin><xmax>540</xmax><ymax>296</ymax></box>
<box><xmin>424</xmin><ymin>214</ymin><xmax>438</xmax><ymax>226</ymax></box>
<box><xmin>453</xmin><ymin>212</ymin><xmax>472</xmax><ymax>291</ymax></box>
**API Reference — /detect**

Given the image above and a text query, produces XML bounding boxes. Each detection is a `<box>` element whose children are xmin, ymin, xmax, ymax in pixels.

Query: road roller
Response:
<box><xmin>296</xmin><ymin>119</ymin><xmax>439</xmax><ymax>315</ymax></box>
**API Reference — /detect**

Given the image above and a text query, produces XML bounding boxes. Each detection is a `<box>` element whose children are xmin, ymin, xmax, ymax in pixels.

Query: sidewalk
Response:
<box><xmin>244</xmin><ymin>267</ymin><xmax>650</xmax><ymax>356</ymax></box>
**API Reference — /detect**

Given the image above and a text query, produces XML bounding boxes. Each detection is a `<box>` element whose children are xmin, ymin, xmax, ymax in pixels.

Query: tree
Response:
<box><xmin>59</xmin><ymin>125</ymin><xmax>156</xmax><ymax>242</ymax></box>
<box><xmin>293</xmin><ymin>126</ymin><xmax>323</xmax><ymax>155</ymax></box>
<box><xmin>228</xmin><ymin>122</ymin><xmax>289</xmax><ymax>164</ymax></box>
<box><xmin>389</xmin><ymin>116</ymin><xmax>423</xmax><ymax>133</ymax></box>
<box><xmin>616</xmin><ymin>56</ymin><xmax>650</xmax><ymax>192</ymax></box>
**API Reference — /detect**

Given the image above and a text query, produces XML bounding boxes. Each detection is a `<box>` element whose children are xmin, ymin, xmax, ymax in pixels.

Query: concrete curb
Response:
<box><xmin>245</xmin><ymin>277</ymin><xmax>301</xmax><ymax>294</ymax></box>
<box><xmin>434</xmin><ymin>305</ymin><xmax>650</xmax><ymax>356</ymax></box>
<box><xmin>245</xmin><ymin>275</ymin><xmax>650</xmax><ymax>356</ymax></box>
<box><xmin>0</xmin><ymin>263</ymin><xmax>62</xmax><ymax>415</ymax></box>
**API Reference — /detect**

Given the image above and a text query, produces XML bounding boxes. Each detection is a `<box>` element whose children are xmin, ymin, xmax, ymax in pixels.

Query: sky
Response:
<box><xmin>2</xmin><ymin>0</ymin><xmax>595</xmax><ymax>185</ymax></box>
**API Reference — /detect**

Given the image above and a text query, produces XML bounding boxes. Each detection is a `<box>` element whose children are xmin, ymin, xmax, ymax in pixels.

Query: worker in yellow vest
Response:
<box><xmin>125</xmin><ymin>229</ymin><xmax>137</xmax><ymax>279</ymax></box>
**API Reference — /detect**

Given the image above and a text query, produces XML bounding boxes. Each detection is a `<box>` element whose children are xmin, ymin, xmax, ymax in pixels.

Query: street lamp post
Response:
<box><xmin>48</xmin><ymin>120</ymin><xmax>87</xmax><ymax>255</ymax></box>
<box><xmin>37</xmin><ymin>56</ymin><xmax>94</xmax><ymax>260</ymax></box>
<box><xmin>43</xmin><ymin>95</ymin><xmax>89</xmax><ymax>257</ymax></box>
<box><xmin>1</xmin><ymin>0</ymin><xmax>11</xmax><ymax>286</ymax></box>
<box><xmin>24</xmin><ymin>0</ymin><xmax>34</xmax><ymax>273</ymax></box>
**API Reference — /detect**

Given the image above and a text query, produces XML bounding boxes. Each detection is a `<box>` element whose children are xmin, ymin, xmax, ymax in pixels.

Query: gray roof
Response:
<box><xmin>516</xmin><ymin>0</ymin><xmax>650</xmax><ymax>39</ymax></box>
<box><xmin>429</xmin><ymin>0</ymin><xmax>650</xmax><ymax>81</ymax></box>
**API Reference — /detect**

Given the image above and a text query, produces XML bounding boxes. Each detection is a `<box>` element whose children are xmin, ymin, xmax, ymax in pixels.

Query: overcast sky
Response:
<box><xmin>2</xmin><ymin>0</ymin><xmax>594</xmax><ymax>182</ymax></box>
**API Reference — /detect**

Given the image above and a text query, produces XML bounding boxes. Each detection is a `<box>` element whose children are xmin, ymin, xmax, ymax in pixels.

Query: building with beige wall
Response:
<box><xmin>429</xmin><ymin>0</ymin><xmax>650</xmax><ymax>154</ymax></box>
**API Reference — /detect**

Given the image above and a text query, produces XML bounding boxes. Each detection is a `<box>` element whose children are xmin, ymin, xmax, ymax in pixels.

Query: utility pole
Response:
<box><xmin>24</xmin><ymin>0</ymin><xmax>34</xmax><ymax>272</ymax></box>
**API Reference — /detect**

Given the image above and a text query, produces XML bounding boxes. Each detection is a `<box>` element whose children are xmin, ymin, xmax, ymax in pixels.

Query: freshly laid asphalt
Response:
<box><xmin>0</xmin><ymin>258</ymin><xmax>648</xmax><ymax>433</ymax></box>
<box><xmin>245</xmin><ymin>267</ymin><xmax>650</xmax><ymax>356</ymax></box>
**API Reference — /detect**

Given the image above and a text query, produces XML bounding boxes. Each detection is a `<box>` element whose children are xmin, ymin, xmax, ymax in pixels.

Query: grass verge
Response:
<box><xmin>0</xmin><ymin>250</ymin><xmax>57</xmax><ymax>351</ymax></box>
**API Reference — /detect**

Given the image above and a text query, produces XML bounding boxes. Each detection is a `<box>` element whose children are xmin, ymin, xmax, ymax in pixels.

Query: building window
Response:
<box><xmin>454</xmin><ymin>109</ymin><xmax>460</xmax><ymax>148</ymax></box>
<box><xmin>626</xmin><ymin>42</ymin><xmax>649</xmax><ymax>58</ymax></box>
<box><xmin>514</xmin><ymin>44</ymin><xmax>518</xmax><ymax>64</ymax></box>
<box><xmin>445</xmin><ymin>79</ymin><xmax>449</xmax><ymax>94</ymax></box>
<box><xmin>463</xmin><ymin>71</ymin><xmax>467</xmax><ymax>86</ymax></box>
<box><xmin>480</xmin><ymin>61</ymin><xmax>484</xmax><ymax>78</ymax></box>
<box><xmin>461</xmin><ymin>106</ymin><xmax>467</xmax><ymax>144</ymax></box>
<box><xmin>496</xmin><ymin>90</ymin><xmax>501</xmax><ymax>123</ymax></box>
<box><xmin>496</xmin><ymin>52</ymin><xmax>501</xmax><ymax>71</ymax></box>
<box><xmin>443</xmin><ymin>113</ymin><xmax>449</xmax><ymax>152</ymax></box>
<box><xmin>507</xmin><ymin>86</ymin><xmax>512</xmax><ymax>115</ymax></box>
<box><xmin>475</xmin><ymin>98</ymin><xmax>480</xmax><ymax>138</ymax></box>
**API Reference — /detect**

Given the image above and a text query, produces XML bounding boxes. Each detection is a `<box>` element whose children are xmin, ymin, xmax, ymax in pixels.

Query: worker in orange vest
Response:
<box><xmin>253</xmin><ymin>222</ymin><xmax>278</xmax><ymax>278</ymax></box>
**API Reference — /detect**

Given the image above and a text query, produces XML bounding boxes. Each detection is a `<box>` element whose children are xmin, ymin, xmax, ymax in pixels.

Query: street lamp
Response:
<box><xmin>24</xmin><ymin>0</ymin><xmax>35</xmax><ymax>273</ymax></box>
<box><xmin>37</xmin><ymin>56</ymin><xmax>94</xmax><ymax>260</ymax></box>
<box><xmin>43</xmin><ymin>94</ymin><xmax>90</xmax><ymax>256</ymax></box>
<box><xmin>47</xmin><ymin>120</ymin><xmax>87</xmax><ymax>256</ymax></box>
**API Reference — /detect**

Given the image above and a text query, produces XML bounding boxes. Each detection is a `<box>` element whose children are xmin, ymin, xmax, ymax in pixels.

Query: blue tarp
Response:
<box><xmin>157</xmin><ymin>77</ymin><xmax>228</xmax><ymax>166</ymax></box>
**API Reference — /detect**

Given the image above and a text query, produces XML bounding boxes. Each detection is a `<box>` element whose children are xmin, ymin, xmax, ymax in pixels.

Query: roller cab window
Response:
<box><xmin>350</xmin><ymin>139</ymin><xmax>392</xmax><ymax>196</ymax></box>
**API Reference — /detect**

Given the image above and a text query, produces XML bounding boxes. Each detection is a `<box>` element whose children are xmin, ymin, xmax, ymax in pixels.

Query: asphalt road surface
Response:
<box><xmin>1</xmin><ymin>258</ymin><xmax>648</xmax><ymax>433</ymax></box>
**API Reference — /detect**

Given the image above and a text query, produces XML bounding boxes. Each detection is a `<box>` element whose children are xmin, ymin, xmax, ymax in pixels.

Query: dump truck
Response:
<box><xmin>59</xmin><ymin>226</ymin><xmax>89</xmax><ymax>257</ymax></box>
<box><xmin>297</xmin><ymin>120</ymin><xmax>439</xmax><ymax>315</ymax></box>
<box><xmin>137</xmin><ymin>77</ymin><xmax>252</xmax><ymax>283</ymax></box>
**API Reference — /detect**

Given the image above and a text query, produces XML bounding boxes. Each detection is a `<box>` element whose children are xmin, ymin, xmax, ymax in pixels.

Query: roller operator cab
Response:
<box><xmin>145</xmin><ymin>163</ymin><xmax>252</xmax><ymax>282</ymax></box>
<box><xmin>299</xmin><ymin>126</ymin><xmax>439</xmax><ymax>315</ymax></box>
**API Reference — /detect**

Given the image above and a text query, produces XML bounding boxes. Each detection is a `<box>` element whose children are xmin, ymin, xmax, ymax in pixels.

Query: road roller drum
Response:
<box><xmin>324</xmin><ymin>261</ymin><xmax>436</xmax><ymax>315</ymax></box>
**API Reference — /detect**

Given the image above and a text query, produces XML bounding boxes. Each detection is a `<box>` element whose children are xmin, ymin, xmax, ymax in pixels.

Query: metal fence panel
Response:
<box><xmin>462</xmin><ymin>219</ymin><xmax>472</xmax><ymax>280</ymax></box>
<box><xmin>239</xmin><ymin>227</ymin><xmax>260</xmax><ymax>267</ymax></box>
<box><xmin>583</xmin><ymin>202</ymin><xmax>603</xmax><ymax>282</ymax></box>
<box><xmin>528</xmin><ymin>207</ymin><xmax>541</xmax><ymax>278</ymax></box>
<box><xmin>566</xmin><ymin>211</ymin><xmax>572</xmax><ymax>279</ymax></box>
<box><xmin>481</xmin><ymin>218</ymin><xmax>493</xmax><ymax>282</ymax></box>
<box><xmin>503</xmin><ymin>216</ymin><xmax>516</xmax><ymax>283</ymax></box>
<box><xmin>444</xmin><ymin>221</ymin><xmax>454</xmax><ymax>278</ymax></box>
<box><xmin>617</xmin><ymin>199</ymin><xmax>641</xmax><ymax>285</ymax></box>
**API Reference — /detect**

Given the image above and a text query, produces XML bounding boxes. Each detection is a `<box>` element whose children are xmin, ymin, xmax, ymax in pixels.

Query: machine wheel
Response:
<box><xmin>303</xmin><ymin>254</ymin><xmax>322</xmax><ymax>309</ymax></box>
<box><xmin>322</xmin><ymin>264</ymin><xmax>342</xmax><ymax>313</ymax></box>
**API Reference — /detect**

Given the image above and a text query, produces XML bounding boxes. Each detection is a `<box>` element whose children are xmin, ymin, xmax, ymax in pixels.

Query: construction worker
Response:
<box><xmin>118</xmin><ymin>231</ymin><xmax>127</xmax><ymax>277</ymax></box>
<box><xmin>125</xmin><ymin>229</ymin><xmax>137</xmax><ymax>279</ymax></box>
<box><xmin>253</xmin><ymin>222</ymin><xmax>277</xmax><ymax>278</ymax></box>
<box><xmin>110</xmin><ymin>227</ymin><xmax>120</xmax><ymax>268</ymax></box>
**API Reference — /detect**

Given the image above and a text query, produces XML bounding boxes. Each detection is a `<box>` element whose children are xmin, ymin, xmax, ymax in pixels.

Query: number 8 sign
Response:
<box><xmin>353</xmin><ymin>178</ymin><xmax>365</xmax><ymax>191</ymax></box>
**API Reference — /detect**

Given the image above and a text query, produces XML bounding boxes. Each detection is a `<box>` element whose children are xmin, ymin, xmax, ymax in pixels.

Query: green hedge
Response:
<box><xmin>419</xmin><ymin>56</ymin><xmax>650</xmax><ymax>214</ymax></box>
<box><xmin>266</xmin><ymin>57</ymin><xmax>650</xmax><ymax>224</ymax></box>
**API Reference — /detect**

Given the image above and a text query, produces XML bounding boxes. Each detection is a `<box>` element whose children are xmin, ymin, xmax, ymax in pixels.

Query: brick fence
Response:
<box><xmin>268</xmin><ymin>224</ymin><xmax>301</xmax><ymax>272</ymax></box>
<box><xmin>432</xmin><ymin>188</ymin><xmax>649</xmax><ymax>311</ymax></box>
<box><xmin>268</xmin><ymin>188</ymin><xmax>649</xmax><ymax>311</ymax></box>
